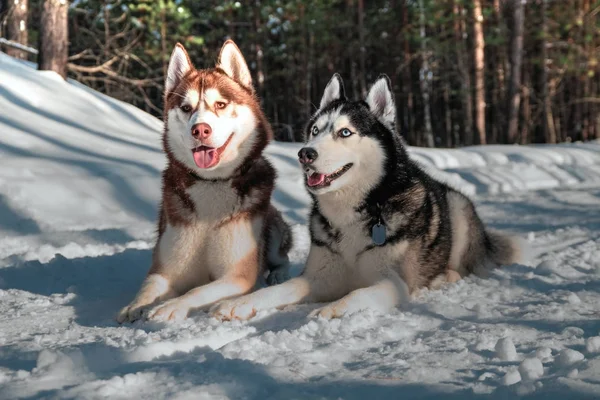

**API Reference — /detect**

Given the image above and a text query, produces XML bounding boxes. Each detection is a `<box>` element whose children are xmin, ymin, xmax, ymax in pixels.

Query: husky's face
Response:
<box><xmin>163</xmin><ymin>41</ymin><xmax>269</xmax><ymax>179</ymax></box>
<box><xmin>299</xmin><ymin>74</ymin><xmax>398</xmax><ymax>196</ymax></box>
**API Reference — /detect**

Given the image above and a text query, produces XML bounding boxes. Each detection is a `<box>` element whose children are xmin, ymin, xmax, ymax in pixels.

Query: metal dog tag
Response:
<box><xmin>372</xmin><ymin>223</ymin><xmax>386</xmax><ymax>246</ymax></box>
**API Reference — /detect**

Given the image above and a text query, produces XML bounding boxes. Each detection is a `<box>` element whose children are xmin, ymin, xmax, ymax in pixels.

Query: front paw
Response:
<box><xmin>309</xmin><ymin>301</ymin><xmax>348</xmax><ymax>319</ymax></box>
<box><xmin>266</xmin><ymin>265</ymin><xmax>290</xmax><ymax>285</ymax></box>
<box><xmin>117</xmin><ymin>303</ymin><xmax>149</xmax><ymax>323</ymax></box>
<box><xmin>147</xmin><ymin>299</ymin><xmax>190</xmax><ymax>322</ymax></box>
<box><xmin>211</xmin><ymin>299</ymin><xmax>257</xmax><ymax>321</ymax></box>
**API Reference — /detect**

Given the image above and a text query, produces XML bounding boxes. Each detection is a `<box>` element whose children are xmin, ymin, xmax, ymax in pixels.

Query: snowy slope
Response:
<box><xmin>410</xmin><ymin>143</ymin><xmax>600</xmax><ymax>196</ymax></box>
<box><xmin>1</xmin><ymin>53</ymin><xmax>600</xmax><ymax>399</ymax></box>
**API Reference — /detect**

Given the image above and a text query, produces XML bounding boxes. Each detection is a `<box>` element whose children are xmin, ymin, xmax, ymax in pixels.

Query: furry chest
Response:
<box><xmin>186</xmin><ymin>180</ymin><xmax>243</xmax><ymax>221</ymax></box>
<box><xmin>158</xmin><ymin>215</ymin><xmax>261</xmax><ymax>291</ymax></box>
<box><xmin>336</xmin><ymin>228</ymin><xmax>372</xmax><ymax>265</ymax></box>
<box><xmin>324</xmin><ymin>221</ymin><xmax>373</xmax><ymax>265</ymax></box>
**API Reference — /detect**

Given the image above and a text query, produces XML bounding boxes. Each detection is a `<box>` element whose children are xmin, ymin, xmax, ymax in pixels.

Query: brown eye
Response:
<box><xmin>215</xmin><ymin>101</ymin><xmax>227</xmax><ymax>110</ymax></box>
<box><xmin>181</xmin><ymin>104</ymin><xmax>192</xmax><ymax>113</ymax></box>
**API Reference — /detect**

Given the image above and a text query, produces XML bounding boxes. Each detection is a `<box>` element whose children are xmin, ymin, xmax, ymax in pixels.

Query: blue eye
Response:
<box><xmin>340</xmin><ymin>128</ymin><xmax>352</xmax><ymax>138</ymax></box>
<box><xmin>311</xmin><ymin>125</ymin><xmax>319</xmax><ymax>136</ymax></box>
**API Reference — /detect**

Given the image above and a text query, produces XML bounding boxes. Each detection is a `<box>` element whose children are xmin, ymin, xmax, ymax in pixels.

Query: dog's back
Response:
<box><xmin>425</xmin><ymin>188</ymin><xmax>521</xmax><ymax>287</ymax></box>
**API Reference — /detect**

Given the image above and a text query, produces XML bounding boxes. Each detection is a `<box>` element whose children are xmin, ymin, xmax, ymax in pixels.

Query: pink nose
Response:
<box><xmin>191</xmin><ymin>123</ymin><xmax>212</xmax><ymax>140</ymax></box>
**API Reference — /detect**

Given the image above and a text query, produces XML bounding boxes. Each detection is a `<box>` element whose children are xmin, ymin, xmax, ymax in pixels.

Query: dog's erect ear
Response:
<box><xmin>218</xmin><ymin>40</ymin><xmax>253</xmax><ymax>90</ymax></box>
<box><xmin>319</xmin><ymin>73</ymin><xmax>346</xmax><ymax>110</ymax></box>
<box><xmin>366</xmin><ymin>75</ymin><xmax>396</xmax><ymax>130</ymax></box>
<box><xmin>166</xmin><ymin>43</ymin><xmax>193</xmax><ymax>94</ymax></box>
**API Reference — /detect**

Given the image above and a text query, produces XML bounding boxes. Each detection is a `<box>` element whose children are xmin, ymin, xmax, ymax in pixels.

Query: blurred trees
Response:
<box><xmin>1</xmin><ymin>0</ymin><xmax>598</xmax><ymax>146</ymax></box>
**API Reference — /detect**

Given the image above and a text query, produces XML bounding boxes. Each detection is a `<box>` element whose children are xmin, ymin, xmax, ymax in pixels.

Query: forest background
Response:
<box><xmin>1</xmin><ymin>0</ymin><xmax>598</xmax><ymax>146</ymax></box>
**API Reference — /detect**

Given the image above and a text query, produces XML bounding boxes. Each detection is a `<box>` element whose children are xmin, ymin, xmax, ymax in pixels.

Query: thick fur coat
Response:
<box><xmin>117</xmin><ymin>41</ymin><xmax>291</xmax><ymax>323</ymax></box>
<box><xmin>212</xmin><ymin>74</ymin><xmax>521</xmax><ymax>320</ymax></box>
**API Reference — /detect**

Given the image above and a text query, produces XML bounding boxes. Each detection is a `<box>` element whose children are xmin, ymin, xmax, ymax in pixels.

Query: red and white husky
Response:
<box><xmin>117</xmin><ymin>40</ymin><xmax>291</xmax><ymax>323</ymax></box>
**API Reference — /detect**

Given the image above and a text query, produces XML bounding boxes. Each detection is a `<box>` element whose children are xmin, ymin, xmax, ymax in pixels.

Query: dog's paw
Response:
<box><xmin>116</xmin><ymin>303</ymin><xmax>148</xmax><ymax>323</ymax></box>
<box><xmin>309</xmin><ymin>301</ymin><xmax>348</xmax><ymax>320</ymax></box>
<box><xmin>211</xmin><ymin>299</ymin><xmax>257</xmax><ymax>321</ymax></box>
<box><xmin>147</xmin><ymin>299</ymin><xmax>190</xmax><ymax>322</ymax></box>
<box><xmin>266</xmin><ymin>265</ymin><xmax>290</xmax><ymax>286</ymax></box>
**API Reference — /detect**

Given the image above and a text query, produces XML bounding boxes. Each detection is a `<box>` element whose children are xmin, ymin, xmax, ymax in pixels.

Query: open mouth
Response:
<box><xmin>305</xmin><ymin>163</ymin><xmax>353</xmax><ymax>188</ymax></box>
<box><xmin>191</xmin><ymin>134</ymin><xmax>234</xmax><ymax>169</ymax></box>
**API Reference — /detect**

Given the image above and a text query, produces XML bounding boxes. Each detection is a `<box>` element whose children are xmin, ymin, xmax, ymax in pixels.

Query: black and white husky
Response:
<box><xmin>212</xmin><ymin>74</ymin><xmax>521</xmax><ymax>320</ymax></box>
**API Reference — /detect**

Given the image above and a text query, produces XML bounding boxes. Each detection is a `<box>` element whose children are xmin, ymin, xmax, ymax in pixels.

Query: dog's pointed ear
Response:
<box><xmin>366</xmin><ymin>75</ymin><xmax>396</xmax><ymax>130</ymax></box>
<box><xmin>319</xmin><ymin>73</ymin><xmax>346</xmax><ymax>110</ymax></box>
<box><xmin>166</xmin><ymin>43</ymin><xmax>193</xmax><ymax>94</ymax></box>
<box><xmin>217</xmin><ymin>40</ymin><xmax>253</xmax><ymax>90</ymax></box>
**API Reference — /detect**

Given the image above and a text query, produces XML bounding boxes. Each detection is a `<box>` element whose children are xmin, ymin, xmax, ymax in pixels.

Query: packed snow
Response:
<box><xmin>1</xmin><ymin>52</ymin><xmax>599</xmax><ymax>399</ymax></box>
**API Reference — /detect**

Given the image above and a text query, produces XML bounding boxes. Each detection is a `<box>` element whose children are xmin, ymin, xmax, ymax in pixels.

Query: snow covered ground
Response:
<box><xmin>1</xmin><ymin>53</ymin><xmax>599</xmax><ymax>399</ymax></box>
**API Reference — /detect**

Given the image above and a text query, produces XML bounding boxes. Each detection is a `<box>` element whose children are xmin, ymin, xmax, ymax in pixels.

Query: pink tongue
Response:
<box><xmin>307</xmin><ymin>173</ymin><xmax>326</xmax><ymax>187</ymax></box>
<box><xmin>193</xmin><ymin>148</ymin><xmax>217</xmax><ymax>168</ymax></box>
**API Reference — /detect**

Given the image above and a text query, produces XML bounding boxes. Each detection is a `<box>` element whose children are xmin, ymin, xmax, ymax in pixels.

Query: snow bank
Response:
<box><xmin>0</xmin><ymin>53</ymin><xmax>165</xmax><ymax>264</ymax></box>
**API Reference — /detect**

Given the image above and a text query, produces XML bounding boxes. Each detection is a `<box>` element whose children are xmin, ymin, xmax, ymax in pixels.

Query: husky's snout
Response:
<box><xmin>191</xmin><ymin>123</ymin><xmax>212</xmax><ymax>140</ymax></box>
<box><xmin>298</xmin><ymin>147</ymin><xmax>318</xmax><ymax>165</ymax></box>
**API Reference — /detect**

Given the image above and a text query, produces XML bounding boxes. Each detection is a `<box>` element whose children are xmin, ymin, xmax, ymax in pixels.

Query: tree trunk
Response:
<box><xmin>582</xmin><ymin>0</ymin><xmax>591</xmax><ymax>141</ymax></box>
<box><xmin>520</xmin><ymin>63</ymin><xmax>530</xmax><ymax>144</ymax></box>
<box><xmin>38</xmin><ymin>0</ymin><xmax>69</xmax><ymax>79</ymax></box>
<box><xmin>357</xmin><ymin>0</ymin><xmax>367</xmax><ymax>97</ymax></box>
<box><xmin>418</xmin><ymin>0</ymin><xmax>434</xmax><ymax>147</ymax></box>
<box><xmin>253</xmin><ymin>0</ymin><xmax>265</xmax><ymax>97</ymax></box>
<box><xmin>540</xmin><ymin>0</ymin><xmax>556</xmax><ymax>143</ymax></box>
<box><xmin>306</xmin><ymin>26</ymin><xmax>314</xmax><ymax>119</ymax></box>
<box><xmin>492</xmin><ymin>0</ymin><xmax>505</xmax><ymax>95</ymax></box>
<box><xmin>160</xmin><ymin>2</ymin><xmax>167</xmax><ymax>78</ymax></box>
<box><xmin>454</xmin><ymin>0</ymin><xmax>472</xmax><ymax>146</ymax></box>
<box><xmin>400</xmin><ymin>0</ymin><xmax>414</xmax><ymax>143</ymax></box>
<box><xmin>506</xmin><ymin>0</ymin><xmax>524</xmax><ymax>144</ymax></box>
<box><xmin>472</xmin><ymin>0</ymin><xmax>486</xmax><ymax>144</ymax></box>
<box><xmin>490</xmin><ymin>0</ymin><xmax>505</xmax><ymax>143</ymax></box>
<box><xmin>558</xmin><ymin>75</ymin><xmax>568</xmax><ymax>142</ymax></box>
<box><xmin>443</xmin><ymin>80</ymin><xmax>452</xmax><ymax>147</ymax></box>
<box><xmin>346</xmin><ymin>0</ymin><xmax>360</xmax><ymax>100</ymax></box>
<box><xmin>591</xmin><ymin>74</ymin><xmax>598</xmax><ymax>141</ymax></box>
<box><xmin>6</xmin><ymin>0</ymin><xmax>29</xmax><ymax>59</ymax></box>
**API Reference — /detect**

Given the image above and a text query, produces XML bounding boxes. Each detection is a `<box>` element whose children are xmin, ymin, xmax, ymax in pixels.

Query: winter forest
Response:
<box><xmin>2</xmin><ymin>0</ymin><xmax>599</xmax><ymax>146</ymax></box>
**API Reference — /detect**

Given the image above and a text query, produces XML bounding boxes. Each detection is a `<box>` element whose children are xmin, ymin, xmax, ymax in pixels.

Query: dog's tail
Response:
<box><xmin>484</xmin><ymin>230</ymin><xmax>524</xmax><ymax>266</ymax></box>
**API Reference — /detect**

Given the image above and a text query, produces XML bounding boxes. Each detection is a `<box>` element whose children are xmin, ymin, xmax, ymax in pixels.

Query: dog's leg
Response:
<box><xmin>147</xmin><ymin>274</ymin><xmax>256</xmax><ymax>322</ymax></box>
<box><xmin>117</xmin><ymin>222</ymin><xmax>195</xmax><ymax>323</ymax></box>
<box><xmin>116</xmin><ymin>273</ymin><xmax>177</xmax><ymax>323</ymax></box>
<box><xmin>148</xmin><ymin>238</ymin><xmax>262</xmax><ymax>322</ymax></box>
<box><xmin>212</xmin><ymin>245</ymin><xmax>348</xmax><ymax>321</ymax></box>
<box><xmin>311</xmin><ymin>268</ymin><xmax>410</xmax><ymax>319</ymax></box>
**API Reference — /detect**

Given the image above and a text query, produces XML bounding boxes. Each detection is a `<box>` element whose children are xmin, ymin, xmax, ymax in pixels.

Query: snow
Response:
<box><xmin>1</xmin><ymin>52</ymin><xmax>600</xmax><ymax>399</ymax></box>
<box><xmin>519</xmin><ymin>357</ymin><xmax>544</xmax><ymax>381</ymax></box>
<box><xmin>502</xmin><ymin>369</ymin><xmax>522</xmax><ymax>386</ymax></box>
<box><xmin>587</xmin><ymin>337</ymin><xmax>600</xmax><ymax>354</ymax></box>
<box><xmin>556</xmin><ymin>349</ymin><xmax>585</xmax><ymax>368</ymax></box>
<box><xmin>495</xmin><ymin>337</ymin><xmax>518</xmax><ymax>361</ymax></box>
<box><xmin>409</xmin><ymin>143</ymin><xmax>600</xmax><ymax>196</ymax></box>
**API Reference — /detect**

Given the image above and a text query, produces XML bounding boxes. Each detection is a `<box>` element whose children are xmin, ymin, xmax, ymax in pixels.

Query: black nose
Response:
<box><xmin>298</xmin><ymin>147</ymin><xmax>318</xmax><ymax>164</ymax></box>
